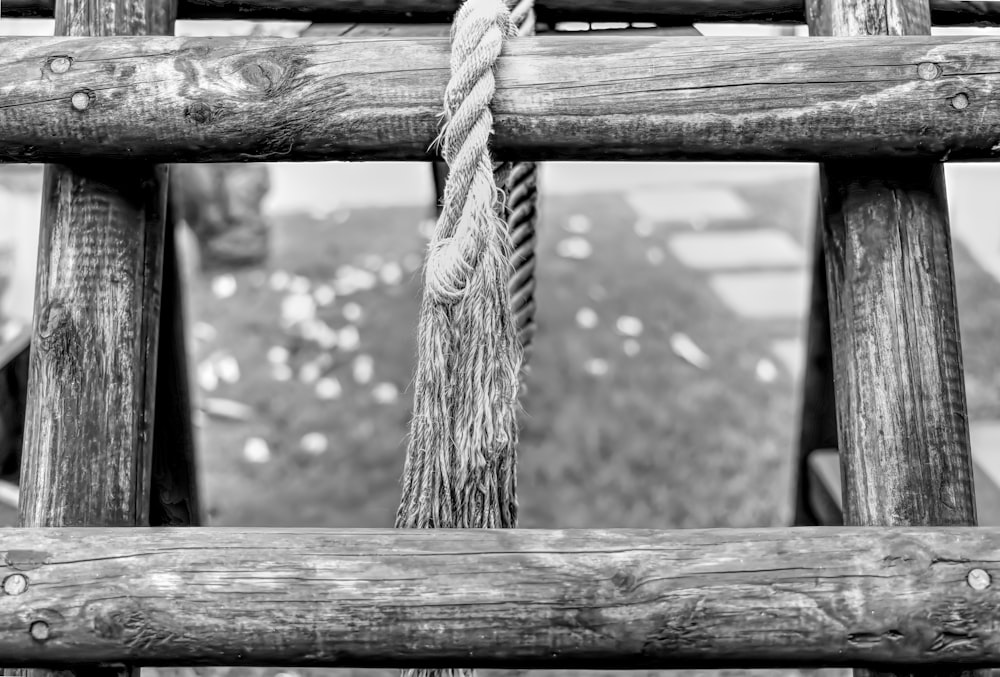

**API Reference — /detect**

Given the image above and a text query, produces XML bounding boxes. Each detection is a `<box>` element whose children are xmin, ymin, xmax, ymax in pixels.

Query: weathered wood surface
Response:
<box><xmin>10</xmin><ymin>0</ymin><xmax>175</xmax><ymax>647</ymax></box>
<box><xmin>820</xmin><ymin>167</ymin><xmax>976</xmax><ymax>527</ymax></box>
<box><xmin>0</xmin><ymin>527</ymin><xmax>1000</xmax><ymax>668</ymax></box>
<box><xmin>19</xmin><ymin>95</ymin><xmax>169</xmax><ymax>525</ymax></box>
<box><xmin>2</xmin><ymin>0</ymin><xmax>997</xmax><ymax>25</ymax></box>
<box><xmin>16</xmin><ymin>0</ymin><xmax>174</xmax><ymax>531</ymax></box>
<box><xmin>809</xmin><ymin>449</ymin><xmax>1000</xmax><ymax>527</ymax></box>
<box><xmin>1</xmin><ymin>36</ymin><xmax>1000</xmax><ymax>162</ymax></box>
<box><xmin>810</xmin><ymin>2</ymin><xmax>976</xmax><ymax>526</ymax></box>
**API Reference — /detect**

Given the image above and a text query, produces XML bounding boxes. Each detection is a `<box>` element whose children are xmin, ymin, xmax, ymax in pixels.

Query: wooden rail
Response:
<box><xmin>1</xmin><ymin>527</ymin><xmax>1000</xmax><ymax>668</ymax></box>
<box><xmin>1</xmin><ymin>35</ymin><xmax>1000</xmax><ymax>163</ymax></box>
<box><xmin>1</xmin><ymin>0</ymin><xmax>997</xmax><ymax>25</ymax></box>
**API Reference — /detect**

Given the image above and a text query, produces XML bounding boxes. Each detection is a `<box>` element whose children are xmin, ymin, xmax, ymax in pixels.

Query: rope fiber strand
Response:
<box><xmin>395</xmin><ymin>3</ymin><xmax>533</xmax><ymax>677</ymax></box>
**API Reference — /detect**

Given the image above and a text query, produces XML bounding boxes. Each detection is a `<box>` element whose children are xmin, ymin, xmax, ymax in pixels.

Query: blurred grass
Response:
<box><xmin>190</xmin><ymin>188</ymin><xmax>806</xmax><ymax>532</ymax></box>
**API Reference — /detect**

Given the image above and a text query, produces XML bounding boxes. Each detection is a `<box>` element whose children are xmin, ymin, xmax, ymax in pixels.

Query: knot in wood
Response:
<box><xmin>37</xmin><ymin>300</ymin><xmax>71</xmax><ymax>343</ymax></box>
<box><xmin>185</xmin><ymin>101</ymin><xmax>213</xmax><ymax>125</ymax></box>
<box><xmin>228</xmin><ymin>54</ymin><xmax>300</xmax><ymax>99</ymax></box>
<box><xmin>611</xmin><ymin>570</ymin><xmax>637</xmax><ymax>593</ymax></box>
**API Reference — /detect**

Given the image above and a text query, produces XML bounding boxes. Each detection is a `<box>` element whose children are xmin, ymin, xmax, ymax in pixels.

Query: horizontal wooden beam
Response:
<box><xmin>1</xmin><ymin>0</ymin><xmax>997</xmax><ymax>25</ymax></box>
<box><xmin>1</xmin><ymin>35</ymin><xmax>999</xmax><ymax>163</ymax></box>
<box><xmin>2</xmin><ymin>527</ymin><xmax>1000</xmax><ymax>668</ymax></box>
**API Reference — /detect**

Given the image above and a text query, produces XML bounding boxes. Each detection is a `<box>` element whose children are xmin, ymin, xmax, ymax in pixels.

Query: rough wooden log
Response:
<box><xmin>0</xmin><ymin>527</ymin><xmax>999</xmax><ymax>668</ymax></box>
<box><xmin>12</xmin><ymin>0</ymin><xmax>173</xmax><ymax>675</ymax></box>
<box><xmin>17</xmin><ymin>25</ymin><xmax>172</xmax><ymax>532</ymax></box>
<box><xmin>820</xmin><ymin>169</ymin><xmax>976</xmax><ymax>527</ymax></box>
<box><xmin>17</xmin><ymin>129</ymin><xmax>167</xmax><ymax>527</ymax></box>
<box><xmin>809</xmin><ymin>2</ymin><xmax>978</xmax><ymax>676</ymax></box>
<box><xmin>0</xmin><ymin>35</ymin><xmax>999</xmax><ymax>163</ymax></box>
<box><xmin>809</xmin><ymin>1</ymin><xmax>976</xmax><ymax>526</ymax></box>
<box><xmin>2</xmin><ymin>0</ymin><xmax>997</xmax><ymax>25</ymax></box>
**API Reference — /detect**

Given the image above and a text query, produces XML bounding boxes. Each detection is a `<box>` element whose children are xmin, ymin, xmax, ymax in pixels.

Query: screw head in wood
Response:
<box><xmin>917</xmin><ymin>62</ymin><xmax>940</xmax><ymax>81</ymax></box>
<box><xmin>29</xmin><ymin>620</ymin><xmax>50</xmax><ymax>642</ymax></box>
<box><xmin>968</xmin><ymin>568</ymin><xmax>991</xmax><ymax>590</ymax></box>
<box><xmin>951</xmin><ymin>93</ymin><xmax>970</xmax><ymax>110</ymax></box>
<box><xmin>71</xmin><ymin>91</ymin><xmax>91</xmax><ymax>111</ymax></box>
<box><xmin>49</xmin><ymin>56</ymin><xmax>72</xmax><ymax>74</ymax></box>
<box><xmin>2</xmin><ymin>574</ymin><xmax>28</xmax><ymax>596</ymax></box>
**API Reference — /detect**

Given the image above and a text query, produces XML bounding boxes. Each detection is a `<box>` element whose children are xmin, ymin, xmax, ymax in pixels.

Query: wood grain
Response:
<box><xmin>8</xmin><ymin>0</ymin><xmax>175</xmax><ymax>658</ymax></box>
<box><xmin>806</xmin><ymin>6</ymin><xmax>982</xmax><ymax>667</ymax></box>
<box><xmin>0</xmin><ymin>527</ymin><xmax>999</xmax><ymax>668</ymax></box>
<box><xmin>1</xmin><ymin>35</ymin><xmax>999</xmax><ymax>163</ymax></box>
<box><xmin>807</xmin><ymin>11</ymin><xmax>979</xmax><ymax>677</ymax></box>
<box><xmin>13</xmin><ymin>0</ymin><xmax>173</xmax><ymax>622</ymax></box>
<box><xmin>809</xmin><ymin>449</ymin><xmax>1000</xmax><ymax>527</ymax></box>
<box><xmin>820</xmin><ymin>162</ymin><xmax>977</xmax><ymax>527</ymax></box>
<box><xmin>2</xmin><ymin>0</ymin><xmax>998</xmax><ymax>25</ymax></box>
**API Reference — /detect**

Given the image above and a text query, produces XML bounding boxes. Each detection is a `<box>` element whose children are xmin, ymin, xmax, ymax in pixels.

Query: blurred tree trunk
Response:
<box><xmin>170</xmin><ymin>163</ymin><xmax>272</xmax><ymax>271</ymax></box>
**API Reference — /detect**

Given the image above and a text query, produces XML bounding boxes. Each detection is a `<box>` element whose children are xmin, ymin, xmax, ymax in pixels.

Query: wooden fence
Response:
<box><xmin>1</xmin><ymin>0</ymin><xmax>998</xmax><ymax>671</ymax></box>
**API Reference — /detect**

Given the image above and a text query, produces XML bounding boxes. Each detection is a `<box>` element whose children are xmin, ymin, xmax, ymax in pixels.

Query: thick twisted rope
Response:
<box><xmin>432</xmin><ymin>0</ymin><xmax>538</xmax><ymax>370</ymax></box>
<box><xmin>499</xmin><ymin>0</ymin><xmax>538</xmax><ymax>369</ymax></box>
<box><xmin>397</xmin><ymin>0</ymin><xmax>528</xmax><ymax>528</ymax></box>
<box><xmin>396</xmin><ymin>2</ymin><xmax>530</xmax><ymax>677</ymax></box>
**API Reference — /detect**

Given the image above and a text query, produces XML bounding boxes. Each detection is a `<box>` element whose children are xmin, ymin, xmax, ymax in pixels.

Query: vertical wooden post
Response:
<box><xmin>806</xmin><ymin>0</ymin><xmax>980</xmax><ymax>673</ymax></box>
<box><xmin>149</xmin><ymin>207</ymin><xmax>201</xmax><ymax>527</ymax></box>
<box><xmin>793</xmin><ymin>209</ymin><xmax>839</xmax><ymax>526</ymax></box>
<box><xmin>808</xmin><ymin>0</ymin><xmax>977</xmax><ymax>527</ymax></box>
<box><xmin>8</xmin><ymin>0</ymin><xmax>176</xmax><ymax>672</ymax></box>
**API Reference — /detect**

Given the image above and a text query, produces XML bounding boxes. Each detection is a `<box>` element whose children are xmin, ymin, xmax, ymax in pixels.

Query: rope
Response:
<box><xmin>499</xmin><ymin>0</ymin><xmax>538</xmax><ymax>370</ymax></box>
<box><xmin>395</xmin><ymin>2</ymin><xmax>532</xmax><ymax>676</ymax></box>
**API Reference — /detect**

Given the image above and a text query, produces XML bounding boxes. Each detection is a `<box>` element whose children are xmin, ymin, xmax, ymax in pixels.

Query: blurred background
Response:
<box><xmin>4</xmin><ymin>16</ymin><xmax>1000</xmax><ymax>677</ymax></box>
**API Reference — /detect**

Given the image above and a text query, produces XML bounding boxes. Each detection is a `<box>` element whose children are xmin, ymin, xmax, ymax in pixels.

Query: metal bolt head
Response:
<box><xmin>49</xmin><ymin>56</ymin><xmax>71</xmax><ymax>74</ymax></box>
<box><xmin>29</xmin><ymin>621</ymin><xmax>50</xmax><ymax>642</ymax></box>
<box><xmin>2</xmin><ymin>573</ymin><xmax>28</xmax><ymax>596</ymax></box>
<box><xmin>71</xmin><ymin>91</ymin><xmax>91</xmax><ymax>111</ymax></box>
<box><xmin>968</xmin><ymin>568</ymin><xmax>991</xmax><ymax>590</ymax></box>
<box><xmin>952</xmin><ymin>93</ymin><xmax>970</xmax><ymax>110</ymax></box>
<box><xmin>917</xmin><ymin>62</ymin><xmax>940</xmax><ymax>81</ymax></box>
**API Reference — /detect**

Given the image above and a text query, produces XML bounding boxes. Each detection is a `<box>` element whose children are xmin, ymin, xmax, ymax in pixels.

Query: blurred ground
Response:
<box><xmin>188</xmin><ymin>167</ymin><xmax>813</xmax><ymax>529</ymax></box>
